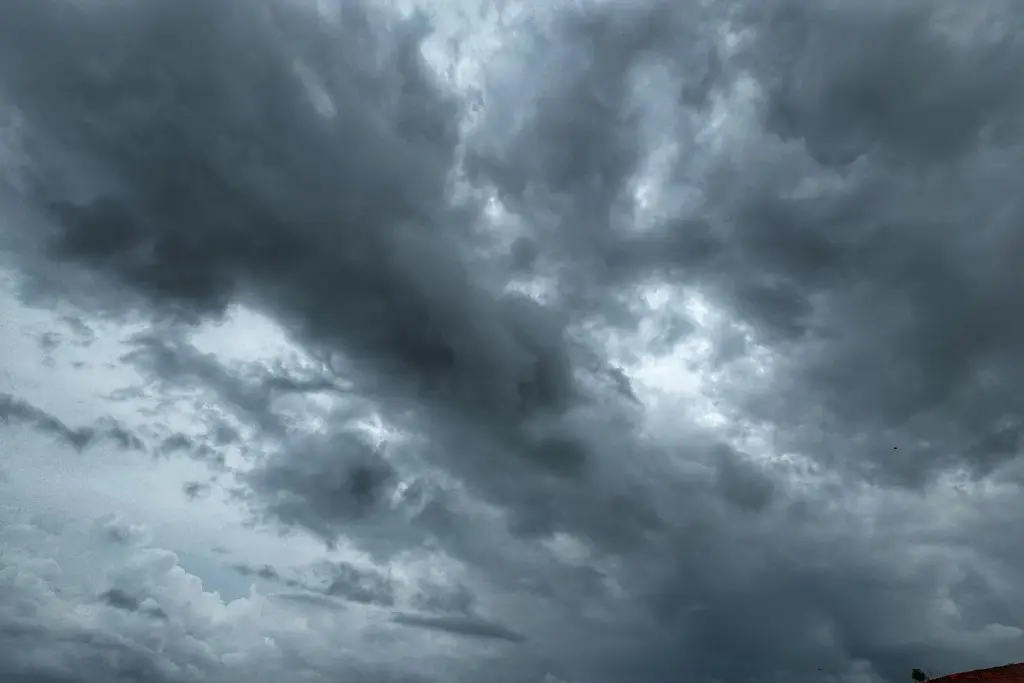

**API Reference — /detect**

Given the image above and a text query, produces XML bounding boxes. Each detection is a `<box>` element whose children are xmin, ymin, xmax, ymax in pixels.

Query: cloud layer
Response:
<box><xmin>3</xmin><ymin>0</ymin><xmax>1024</xmax><ymax>682</ymax></box>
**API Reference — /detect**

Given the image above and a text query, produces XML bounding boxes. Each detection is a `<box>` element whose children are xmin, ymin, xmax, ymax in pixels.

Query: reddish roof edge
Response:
<box><xmin>929</xmin><ymin>662</ymin><xmax>1024</xmax><ymax>683</ymax></box>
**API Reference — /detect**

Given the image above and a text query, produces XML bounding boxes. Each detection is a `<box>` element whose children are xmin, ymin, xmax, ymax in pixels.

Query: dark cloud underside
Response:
<box><xmin>3</xmin><ymin>1</ymin><xmax>1024</xmax><ymax>683</ymax></box>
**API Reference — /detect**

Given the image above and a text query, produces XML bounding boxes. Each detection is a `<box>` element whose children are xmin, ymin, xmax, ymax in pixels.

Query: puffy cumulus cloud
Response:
<box><xmin>2</xmin><ymin>0</ymin><xmax>1024</xmax><ymax>682</ymax></box>
<box><xmin>0</xmin><ymin>511</ymin><xmax>537</xmax><ymax>683</ymax></box>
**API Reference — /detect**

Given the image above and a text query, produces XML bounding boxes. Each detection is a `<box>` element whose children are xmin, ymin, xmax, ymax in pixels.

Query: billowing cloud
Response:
<box><xmin>3</xmin><ymin>0</ymin><xmax>1024</xmax><ymax>682</ymax></box>
<box><xmin>0</xmin><ymin>513</ymin><xmax>523</xmax><ymax>683</ymax></box>
<box><xmin>469</xmin><ymin>0</ymin><xmax>1024</xmax><ymax>486</ymax></box>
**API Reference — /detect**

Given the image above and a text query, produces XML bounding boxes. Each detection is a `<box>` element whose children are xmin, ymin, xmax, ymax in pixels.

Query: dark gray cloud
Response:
<box><xmin>123</xmin><ymin>329</ymin><xmax>352</xmax><ymax>436</ymax></box>
<box><xmin>712</xmin><ymin>444</ymin><xmax>777</xmax><ymax>513</ymax></box>
<box><xmin>98</xmin><ymin>516</ymin><xmax>149</xmax><ymax>547</ymax></box>
<box><xmin>0</xmin><ymin>622</ymin><xmax>180</xmax><ymax>683</ymax></box>
<box><xmin>323</xmin><ymin>562</ymin><xmax>396</xmax><ymax>607</ymax></box>
<box><xmin>0</xmin><ymin>0</ymin><xmax>658</xmax><ymax>560</ymax></box>
<box><xmin>0</xmin><ymin>0</ymin><xmax>581</xmax><ymax>450</ymax></box>
<box><xmin>267</xmin><ymin>591</ymin><xmax>350</xmax><ymax>612</ymax></box>
<box><xmin>232</xmin><ymin>563</ymin><xmax>283</xmax><ymax>583</ymax></box>
<box><xmin>390</xmin><ymin>612</ymin><xmax>526</xmax><ymax>644</ymax></box>
<box><xmin>0</xmin><ymin>392</ymin><xmax>145</xmax><ymax>452</ymax></box>
<box><xmin>233</xmin><ymin>559</ymin><xmax>396</xmax><ymax>608</ymax></box>
<box><xmin>158</xmin><ymin>432</ymin><xmax>229</xmax><ymax>470</ymax></box>
<box><xmin>473</xmin><ymin>0</ymin><xmax>1024</xmax><ymax>487</ymax></box>
<box><xmin>181</xmin><ymin>481</ymin><xmax>211</xmax><ymax>500</ymax></box>
<box><xmin>3</xmin><ymin>0</ymin><xmax>1024</xmax><ymax>682</ymax></box>
<box><xmin>34</xmin><ymin>316</ymin><xmax>96</xmax><ymax>358</ymax></box>
<box><xmin>240</xmin><ymin>427</ymin><xmax>404</xmax><ymax>551</ymax></box>
<box><xmin>98</xmin><ymin>588</ymin><xmax>169</xmax><ymax>620</ymax></box>
<box><xmin>98</xmin><ymin>587</ymin><xmax>142</xmax><ymax>612</ymax></box>
<box><xmin>412</xmin><ymin>580</ymin><xmax>477</xmax><ymax>616</ymax></box>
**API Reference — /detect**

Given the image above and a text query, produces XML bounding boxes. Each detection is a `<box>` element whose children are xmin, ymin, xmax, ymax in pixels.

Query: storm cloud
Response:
<box><xmin>2</xmin><ymin>0</ymin><xmax>1024</xmax><ymax>682</ymax></box>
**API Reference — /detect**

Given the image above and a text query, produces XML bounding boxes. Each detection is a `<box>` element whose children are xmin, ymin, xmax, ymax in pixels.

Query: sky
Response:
<box><xmin>1</xmin><ymin>0</ymin><xmax>1024</xmax><ymax>682</ymax></box>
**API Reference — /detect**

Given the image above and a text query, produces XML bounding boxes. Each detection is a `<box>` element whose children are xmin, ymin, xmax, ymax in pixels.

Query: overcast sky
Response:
<box><xmin>2</xmin><ymin>1</ymin><xmax>1024</xmax><ymax>682</ymax></box>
